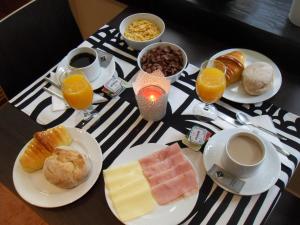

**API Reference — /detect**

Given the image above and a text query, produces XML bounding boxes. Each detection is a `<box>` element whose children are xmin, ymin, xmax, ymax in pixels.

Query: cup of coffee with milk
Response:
<box><xmin>64</xmin><ymin>47</ymin><xmax>101</xmax><ymax>82</ymax></box>
<box><xmin>222</xmin><ymin>131</ymin><xmax>266</xmax><ymax>178</ymax></box>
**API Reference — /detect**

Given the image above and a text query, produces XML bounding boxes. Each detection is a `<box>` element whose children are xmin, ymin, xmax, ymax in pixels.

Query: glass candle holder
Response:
<box><xmin>133</xmin><ymin>70</ymin><xmax>170</xmax><ymax>121</ymax></box>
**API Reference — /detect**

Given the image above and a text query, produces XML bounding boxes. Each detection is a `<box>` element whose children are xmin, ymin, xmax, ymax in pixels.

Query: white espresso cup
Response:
<box><xmin>222</xmin><ymin>131</ymin><xmax>266</xmax><ymax>178</ymax></box>
<box><xmin>65</xmin><ymin>47</ymin><xmax>101</xmax><ymax>82</ymax></box>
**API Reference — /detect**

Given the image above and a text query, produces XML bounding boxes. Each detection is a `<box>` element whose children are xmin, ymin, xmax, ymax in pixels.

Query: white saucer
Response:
<box><xmin>56</xmin><ymin>55</ymin><xmax>116</xmax><ymax>90</ymax></box>
<box><xmin>210</xmin><ymin>48</ymin><xmax>282</xmax><ymax>104</ymax></box>
<box><xmin>203</xmin><ymin>128</ymin><xmax>281</xmax><ymax>196</ymax></box>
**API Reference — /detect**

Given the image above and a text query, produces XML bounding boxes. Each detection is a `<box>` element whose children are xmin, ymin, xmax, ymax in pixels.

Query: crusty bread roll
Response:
<box><xmin>43</xmin><ymin>148</ymin><xmax>90</xmax><ymax>189</ymax></box>
<box><xmin>242</xmin><ymin>62</ymin><xmax>274</xmax><ymax>95</ymax></box>
<box><xmin>19</xmin><ymin>125</ymin><xmax>72</xmax><ymax>173</ymax></box>
<box><xmin>34</xmin><ymin>125</ymin><xmax>72</xmax><ymax>152</ymax></box>
<box><xmin>216</xmin><ymin>51</ymin><xmax>245</xmax><ymax>86</ymax></box>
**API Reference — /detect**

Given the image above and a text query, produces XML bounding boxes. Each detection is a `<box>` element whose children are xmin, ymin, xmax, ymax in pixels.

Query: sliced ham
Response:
<box><xmin>142</xmin><ymin>152</ymin><xmax>185</xmax><ymax>178</ymax></box>
<box><xmin>148</xmin><ymin>160</ymin><xmax>193</xmax><ymax>186</ymax></box>
<box><xmin>138</xmin><ymin>143</ymin><xmax>199</xmax><ymax>205</ymax></box>
<box><xmin>139</xmin><ymin>143</ymin><xmax>181</xmax><ymax>168</ymax></box>
<box><xmin>158</xmin><ymin>143</ymin><xmax>181</xmax><ymax>160</ymax></box>
<box><xmin>151</xmin><ymin>170</ymin><xmax>198</xmax><ymax>205</ymax></box>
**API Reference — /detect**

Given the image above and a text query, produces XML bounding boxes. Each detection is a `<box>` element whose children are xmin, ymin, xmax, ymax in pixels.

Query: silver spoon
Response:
<box><xmin>236</xmin><ymin>112</ymin><xmax>288</xmax><ymax>141</ymax></box>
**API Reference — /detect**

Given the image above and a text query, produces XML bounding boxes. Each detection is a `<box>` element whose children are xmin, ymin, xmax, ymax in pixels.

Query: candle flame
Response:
<box><xmin>149</xmin><ymin>94</ymin><xmax>156</xmax><ymax>103</ymax></box>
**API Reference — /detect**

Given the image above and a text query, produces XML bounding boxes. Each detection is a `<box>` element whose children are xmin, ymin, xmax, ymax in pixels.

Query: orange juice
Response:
<box><xmin>62</xmin><ymin>74</ymin><xmax>93</xmax><ymax>110</ymax></box>
<box><xmin>196</xmin><ymin>67</ymin><xmax>226</xmax><ymax>103</ymax></box>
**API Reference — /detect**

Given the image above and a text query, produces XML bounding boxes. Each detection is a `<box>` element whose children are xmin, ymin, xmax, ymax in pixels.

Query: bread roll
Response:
<box><xmin>242</xmin><ymin>62</ymin><xmax>274</xmax><ymax>95</ymax></box>
<box><xmin>43</xmin><ymin>148</ymin><xmax>90</xmax><ymax>189</ymax></box>
<box><xmin>34</xmin><ymin>125</ymin><xmax>72</xmax><ymax>152</ymax></box>
<box><xmin>216</xmin><ymin>51</ymin><xmax>245</xmax><ymax>86</ymax></box>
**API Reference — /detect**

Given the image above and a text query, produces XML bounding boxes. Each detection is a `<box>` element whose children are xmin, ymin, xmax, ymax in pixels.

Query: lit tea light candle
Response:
<box><xmin>138</xmin><ymin>85</ymin><xmax>165</xmax><ymax>104</ymax></box>
<box><xmin>136</xmin><ymin>85</ymin><xmax>168</xmax><ymax>121</ymax></box>
<box><xmin>133</xmin><ymin>70</ymin><xmax>170</xmax><ymax>121</ymax></box>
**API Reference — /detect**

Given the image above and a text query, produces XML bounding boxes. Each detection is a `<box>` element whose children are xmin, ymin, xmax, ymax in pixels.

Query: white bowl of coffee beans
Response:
<box><xmin>137</xmin><ymin>42</ymin><xmax>188</xmax><ymax>83</ymax></box>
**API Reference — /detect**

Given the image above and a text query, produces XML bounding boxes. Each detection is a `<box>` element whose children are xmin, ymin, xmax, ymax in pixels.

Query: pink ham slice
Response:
<box><xmin>148</xmin><ymin>160</ymin><xmax>193</xmax><ymax>186</ymax></box>
<box><xmin>151</xmin><ymin>170</ymin><xmax>198</xmax><ymax>205</ymax></box>
<box><xmin>139</xmin><ymin>143</ymin><xmax>199</xmax><ymax>205</ymax></box>
<box><xmin>142</xmin><ymin>152</ymin><xmax>185</xmax><ymax>178</ymax></box>
<box><xmin>139</xmin><ymin>143</ymin><xmax>181</xmax><ymax>168</ymax></box>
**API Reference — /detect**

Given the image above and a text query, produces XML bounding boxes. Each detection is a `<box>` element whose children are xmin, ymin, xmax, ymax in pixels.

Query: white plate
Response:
<box><xmin>105</xmin><ymin>143</ymin><xmax>200</xmax><ymax>225</ymax></box>
<box><xmin>203</xmin><ymin>128</ymin><xmax>281</xmax><ymax>195</ymax></box>
<box><xmin>13</xmin><ymin>127</ymin><xmax>103</xmax><ymax>208</ymax></box>
<box><xmin>210</xmin><ymin>48</ymin><xmax>282</xmax><ymax>104</ymax></box>
<box><xmin>56</xmin><ymin>55</ymin><xmax>116</xmax><ymax>90</ymax></box>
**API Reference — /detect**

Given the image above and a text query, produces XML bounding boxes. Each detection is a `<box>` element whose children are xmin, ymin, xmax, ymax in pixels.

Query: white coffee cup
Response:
<box><xmin>65</xmin><ymin>47</ymin><xmax>101</xmax><ymax>82</ymax></box>
<box><xmin>222</xmin><ymin>131</ymin><xmax>266</xmax><ymax>178</ymax></box>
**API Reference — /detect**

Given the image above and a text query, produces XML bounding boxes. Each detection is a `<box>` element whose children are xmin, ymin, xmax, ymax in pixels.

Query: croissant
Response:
<box><xmin>19</xmin><ymin>139</ymin><xmax>52</xmax><ymax>172</ymax></box>
<box><xmin>216</xmin><ymin>51</ymin><xmax>245</xmax><ymax>86</ymax></box>
<box><xmin>19</xmin><ymin>125</ymin><xmax>72</xmax><ymax>172</ymax></box>
<box><xmin>34</xmin><ymin>125</ymin><xmax>72</xmax><ymax>152</ymax></box>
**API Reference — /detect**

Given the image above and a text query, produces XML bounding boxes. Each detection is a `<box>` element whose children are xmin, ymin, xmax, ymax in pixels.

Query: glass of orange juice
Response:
<box><xmin>61</xmin><ymin>70</ymin><xmax>96</xmax><ymax>122</ymax></box>
<box><xmin>193</xmin><ymin>60</ymin><xmax>226</xmax><ymax>119</ymax></box>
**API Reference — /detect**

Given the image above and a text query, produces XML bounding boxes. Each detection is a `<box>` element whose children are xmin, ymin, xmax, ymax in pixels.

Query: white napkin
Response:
<box><xmin>248</xmin><ymin>115</ymin><xmax>283</xmax><ymax>148</ymax></box>
<box><xmin>51</xmin><ymin>93</ymin><xmax>108</xmax><ymax>112</ymax></box>
<box><xmin>52</xmin><ymin>96</ymin><xmax>68</xmax><ymax>111</ymax></box>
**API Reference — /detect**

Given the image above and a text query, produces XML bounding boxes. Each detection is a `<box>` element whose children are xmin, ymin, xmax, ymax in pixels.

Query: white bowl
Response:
<box><xmin>137</xmin><ymin>42</ymin><xmax>188</xmax><ymax>83</ymax></box>
<box><xmin>119</xmin><ymin>13</ymin><xmax>165</xmax><ymax>50</ymax></box>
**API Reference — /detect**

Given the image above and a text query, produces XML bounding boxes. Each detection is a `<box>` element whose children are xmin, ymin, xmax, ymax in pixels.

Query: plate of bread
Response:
<box><xmin>13</xmin><ymin>125</ymin><xmax>103</xmax><ymax>208</ymax></box>
<box><xmin>210</xmin><ymin>48</ymin><xmax>282</xmax><ymax>104</ymax></box>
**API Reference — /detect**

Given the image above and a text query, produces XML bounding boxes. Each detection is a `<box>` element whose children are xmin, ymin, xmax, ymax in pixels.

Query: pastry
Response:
<box><xmin>34</xmin><ymin>125</ymin><xmax>72</xmax><ymax>152</ymax></box>
<box><xmin>19</xmin><ymin>139</ymin><xmax>52</xmax><ymax>172</ymax></box>
<box><xmin>242</xmin><ymin>62</ymin><xmax>274</xmax><ymax>95</ymax></box>
<box><xmin>43</xmin><ymin>148</ymin><xmax>90</xmax><ymax>189</ymax></box>
<box><xmin>19</xmin><ymin>125</ymin><xmax>72</xmax><ymax>172</ymax></box>
<box><xmin>216</xmin><ymin>51</ymin><xmax>245</xmax><ymax>85</ymax></box>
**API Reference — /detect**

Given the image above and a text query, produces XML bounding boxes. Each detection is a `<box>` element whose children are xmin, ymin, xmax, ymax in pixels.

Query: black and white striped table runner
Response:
<box><xmin>10</xmin><ymin>25</ymin><xmax>300</xmax><ymax>225</ymax></box>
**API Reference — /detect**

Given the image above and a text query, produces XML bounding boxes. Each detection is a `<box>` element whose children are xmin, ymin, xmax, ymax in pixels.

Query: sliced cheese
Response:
<box><xmin>104</xmin><ymin>164</ymin><xmax>143</xmax><ymax>191</ymax></box>
<box><xmin>112</xmin><ymin>186</ymin><xmax>156</xmax><ymax>221</ymax></box>
<box><xmin>104</xmin><ymin>161</ymin><xmax>156</xmax><ymax>222</ymax></box>
<box><xmin>103</xmin><ymin>161</ymin><xmax>142</xmax><ymax>181</ymax></box>
<box><xmin>109</xmin><ymin>176</ymin><xmax>151</xmax><ymax>201</ymax></box>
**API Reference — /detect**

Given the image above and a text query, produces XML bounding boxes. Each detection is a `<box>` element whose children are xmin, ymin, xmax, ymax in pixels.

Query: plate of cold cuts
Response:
<box><xmin>103</xmin><ymin>143</ymin><xmax>200</xmax><ymax>225</ymax></box>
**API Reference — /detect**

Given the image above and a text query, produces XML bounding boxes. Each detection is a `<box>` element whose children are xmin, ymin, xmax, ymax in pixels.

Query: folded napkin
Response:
<box><xmin>52</xmin><ymin>93</ymin><xmax>108</xmax><ymax>112</ymax></box>
<box><xmin>248</xmin><ymin>114</ymin><xmax>283</xmax><ymax>148</ymax></box>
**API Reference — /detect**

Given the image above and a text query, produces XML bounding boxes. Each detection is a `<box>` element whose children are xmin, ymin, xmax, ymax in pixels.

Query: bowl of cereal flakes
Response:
<box><xmin>119</xmin><ymin>13</ymin><xmax>165</xmax><ymax>50</ymax></box>
<box><xmin>137</xmin><ymin>42</ymin><xmax>188</xmax><ymax>83</ymax></box>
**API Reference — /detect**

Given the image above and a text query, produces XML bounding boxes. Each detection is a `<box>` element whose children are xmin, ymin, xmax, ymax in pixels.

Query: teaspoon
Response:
<box><xmin>235</xmin><ymin>112</ymin><xmax>287</xmax><ymax>141</ymax></box>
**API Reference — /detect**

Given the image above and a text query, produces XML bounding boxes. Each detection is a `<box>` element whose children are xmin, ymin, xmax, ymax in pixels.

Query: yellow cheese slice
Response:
<box><xmin>106</xmin><ymin>172</ymin><xmax>142</xmax><ymax>192</ymax></box>
<box><xmin>109</xmin><ymin>176</ymin><xmax>151</xmax><ymax>201</ymax></box>
<box><xmin>103</xmin><ymin>161</ymin><xmax>142</xmax><ymax>183</ymax></box>
<box><xmin>104</xmin><ymin>161</ymin><xmax>142</xmax><ymax>177</ymax></box>
<box><xmin>104</xmin><ymin>161</ymin><xmax>156</xmax><ymax>221</ymax></box>
<box><xmin>112</xmin><ymin>186</ymin><xmax>156</xmax><ymax>221</ymax></box>
<box><xmin>104</xmin><ymin>162</ymin><xmax>144</xmax><ymax>191</ymax></box>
